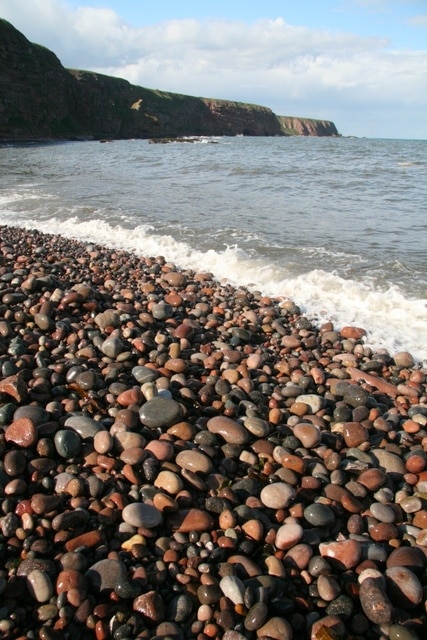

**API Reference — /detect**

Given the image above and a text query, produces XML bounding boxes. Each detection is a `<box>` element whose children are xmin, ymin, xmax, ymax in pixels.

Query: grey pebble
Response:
<box><xmin>139</xmin><ymin>396</ymin><xmax>183</xmax><ymax>429</ymax></box>
<box><xmin>64</xmin><ymin>414</ymin><xmax>106</xmax><ymax>438</ymax></box>
<box><xmin>54</xmin><ymin>429</ymin><xmax>82</xmax><ymax>458</ymax></box>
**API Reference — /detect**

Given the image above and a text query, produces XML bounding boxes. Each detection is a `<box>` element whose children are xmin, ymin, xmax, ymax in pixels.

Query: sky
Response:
<box><xmin>1</xmin><ymin>0</ymin><xmax>427</xmax><ymax>139</ymax></box>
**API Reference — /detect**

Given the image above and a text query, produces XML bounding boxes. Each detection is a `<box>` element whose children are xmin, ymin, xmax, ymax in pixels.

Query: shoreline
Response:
<box><xmin>0</xmin><ymin>224</ymin><xmax>426</xmax><ymax>639</ymax></box>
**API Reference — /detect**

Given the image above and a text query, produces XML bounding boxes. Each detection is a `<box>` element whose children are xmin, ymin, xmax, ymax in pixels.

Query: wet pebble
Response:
<box><xmin>5</xmin><ymin>417</ymin><xmax>37</xmax><ymax>448</ymax></box>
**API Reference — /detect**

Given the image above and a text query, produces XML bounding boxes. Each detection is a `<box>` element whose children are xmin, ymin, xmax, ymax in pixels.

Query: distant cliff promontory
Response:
<box><xmin>0</xmin><ymin>19</ymin><xmax>340</xmax><ymax>142</ymax></box>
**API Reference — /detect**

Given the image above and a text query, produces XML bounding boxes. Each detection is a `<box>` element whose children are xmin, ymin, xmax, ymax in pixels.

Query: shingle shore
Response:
<box><xmin>0</xmin><ymin>225</ymin><xmax>426</xmax><ymax>640</ymax></box>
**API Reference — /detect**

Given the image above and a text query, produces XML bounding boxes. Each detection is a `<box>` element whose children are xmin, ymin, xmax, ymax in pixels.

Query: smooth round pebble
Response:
<box><xmin>304</xmin><ymin>503</ymin><xmax>336</xmax><ymax>528</ymax></box>
<box><xmin>260</xmin><ymin>482</ymin><xmax>295</xmax><ymax>509</ymax></box>
<box><xmin>54</xmin><ymin>429</ymin><xmax>82</xmax><ymax>458</ymax></box>
<box><xmin>122</xmin><ymin>502</ymin><xmax>162</xmax><ymax>528</ymax></box>
<box><xmin>27</xmin><ymin>570</ymin><xmax>54</xmax><ymax>603</ymax></box>
<box><xmin>385</xmin><ymin>566</ymin><xmax>423</xmax><ymax>608</ymax></box>
<box><xmin>176</xmin><ymin>449</ymin><xmax>213</xmax><ymax>474</ymax></box>
<box><xmin>139</xmin><ymin>396</ymin><xmax>183</xmax><ymax>429</ymax></box>
<box><xmin>207</xmin><ymin>415</ymin><xmax>250</xmax><ymax>445</ymax></box>
<box><xmin>275</xmin><ymin>523</ymin><xmax>303</xmax><ymax>550</ymax></box>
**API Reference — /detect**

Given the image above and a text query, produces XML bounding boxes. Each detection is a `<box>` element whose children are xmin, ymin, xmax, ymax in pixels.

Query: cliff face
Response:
<box><xmin>278</xmin><ymin>116</ymin><xmax>339</xmax><ymax>137</ymax></box>
<box><xmin>66</xmin><ymin>70</ymin><xmax>284</xmax><ymax>139</ymax></box>
<box><xmin>0</xmin><ymin>19</ymin><xmax>339</xmax><ymax>141</ymax></box>
<box><xmin>0</xmin><ymin>20</ymin><xmax>80</xmax><ymax>139</ymax></box>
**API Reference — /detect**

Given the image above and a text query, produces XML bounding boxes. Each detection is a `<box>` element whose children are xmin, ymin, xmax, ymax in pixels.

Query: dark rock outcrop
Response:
<box><xmin>0</xmin><ymin>19</ymin><xmax>339</xmax><ymax>141</ymax></box>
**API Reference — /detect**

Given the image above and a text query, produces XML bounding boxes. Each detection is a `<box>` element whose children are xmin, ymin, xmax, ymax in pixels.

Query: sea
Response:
<box><xmin>0</xmin><ymin>136</ymin><xmax>426</xmax><ymax>363</ymax></box>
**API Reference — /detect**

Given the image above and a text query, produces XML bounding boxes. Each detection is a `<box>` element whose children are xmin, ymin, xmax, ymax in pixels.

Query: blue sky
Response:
<box><xmin>2</xmin><ymin>0</ymin><xmax>427</xmax><ymax>138</ymax></box>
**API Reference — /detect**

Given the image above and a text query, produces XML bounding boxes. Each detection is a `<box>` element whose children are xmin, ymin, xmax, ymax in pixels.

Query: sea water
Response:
<box><xmin>0</xmin><ymin>136</ymin><xmax>426</xmax><ymax>362</ymax></box>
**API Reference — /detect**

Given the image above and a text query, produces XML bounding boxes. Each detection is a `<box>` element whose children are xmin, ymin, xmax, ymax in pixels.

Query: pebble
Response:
<box><xmin>257</xmin><ymin>616</ymin><xmax>293</xmax><ymax>640</ymax></box>
<box><xmin>175</xmin><ymin>449</ymin><xmax>213</xmax><ymax>474</ymax></box>
<box><xmin>139</xmin><ymin>396</ymin><xmax>183</xmax><ymax>429</ymax></box>
<box><xmin>359</xmin><ymin>576</ymin><xmax>394</xmax><ymax>625</ymax></box>
<box><xmin>304</xmin><ymin>503</ymin><xmax>336</xmax><ymax>528</ymax></box>
<box><xmin>369</xmin><ymin>501</ymin><xmax>396</xmax><ymax>523</ymax></box>
<box><xmin>342</xmin><ymin>421</ymin><xmax>368</xmax><ymax>447</ymax></box>
<box><xmin>5</xmin><ymin>417</ymin><xmax>38</xmax><ymax>448</ymax></box>
<box><xmin>100</xmin><ymin>335</ymin><xmax>124</xmax><ymax>357</ymax></box>
<box><xmin>275</xmin><ymin>523</ymin><xmax>304</xmax><ymax>550</ymax></box>
<box><xmin>154</xmin><ymin>470</ymin><xmax>184</xmax><ymax>494</ymax></box>
<box><xmin>388</xmin><ymin>624</ymin><xmax>421</xmax><ymax>640</ymax></box>
<box><xmin>357</xmin><ymin>467</ymin><xmax>387</xmax><ymax>491</ymax></box>
<box><xmin>167</xmin><ymin>593</ymin><xmax>193</xmax><ymax>622</ymax></box>
<box><xmin>64</xmin><ymin>414</ymin><xmax>105</xmax><ymax>438</ymax></box>
<box><xmin>167</xmin><ymin>508</ymin><xmax>214</xmax><ymax>532</ymax></box>
<box><xmin>3</xmin><ymin>449</ymin><xmax>26</xmax><ymax>476</ymax></box>
<box><xmin>244</xmin><ymin>601</ymin><xmax>268</xmax><ymax>631</ymax></box>
<box><xmin>54</xmin><ymin>429</ymin><xmax>82</xmax><ymax>458</ymax></box>
<box><xmin>86</xmin><ymin>559</ymin><xmax>128</xmax><ymax>593</ymax></box>
<box><xmin>386</xmin><ymin>546</ymin><xmax>426</xmax><ymax>575</ymax></box>
<box><xmin>133</xmin><ymin>590</ymin><xmax>165</xmax><ymax>622</ymax></box>
<box><xmin>144</xmin><ymin>439</ymin><xmax>174</xmax><ymax>460</ymax></box>
<box><xmin>132</xmin><ymin>365</ymin><xmax>158</xmax><ymax>384</ymax></box>
<box><xmin>283</xmin><ymin>543</ymin><xmax>313</xmax><ymax>570</ymax></box>
<box><xmin>219</xmin><ymin>575</ymin><xmax>245</xmax><ymax>604</ymax></box>
<box><xmin>243</xmin><ymin>416</ymin><xmax>271</xmax><ymax>437</ymax></box>
<box><xmin>206</xmin><ymin>415</ymin><xmax>250</xmax><ymax>444</ymax></box>
<box><xmin>319</xmin><ymin>540</ymin><xmax>361</xmax><ymax>569</ymax></box>
<box><xmin>293</xmin><ymin>422</ymin><xmax>321</xmax><ymax>447</ymax></box>
<box><xmin>317</xmin><ymin>574</ymin><xmax>341</xmax><ymax>601</ymax></box>
<box><xmin>371</xmin><ymin>448</ymin><xmax>406</xmax><ymax>476</ymax></box>
<box><xmin>26</xmin><ymin>570</ymin><xmax>54</xmax><ymax>603</ymax></box>
<box><xmin>260</xmin><ymin>482</ymin><xmax>295</xmax><ymax>509</ymax></box>
<box><xmin>385</xmin><ymin>566</ymin><xmax>423</xmax><ymax>608</ymax></box>
<box><xmin>93</xmin><ymin>429</ymin><xmax>113</xmax><ymax>454</ymax></box>
<box><xmin>122</xmin><ymin>503</ymin><xmax>163</xmax><ymax>528</ymax></box>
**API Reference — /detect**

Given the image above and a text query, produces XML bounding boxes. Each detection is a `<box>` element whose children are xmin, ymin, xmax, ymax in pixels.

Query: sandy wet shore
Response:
<box><xmin>0</xmin><ymin>225</ymin><xmax>426</xmax><ymax>640</ymax></box>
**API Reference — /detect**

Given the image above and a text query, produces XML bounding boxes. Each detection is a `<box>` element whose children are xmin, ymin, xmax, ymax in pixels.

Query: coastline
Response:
<box><xmin>0</xmin><ymin>224</ymin><xmax>426</xmax><ymax>639</ymax></box>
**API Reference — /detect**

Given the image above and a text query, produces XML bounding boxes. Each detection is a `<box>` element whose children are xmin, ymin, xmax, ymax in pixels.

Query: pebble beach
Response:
<box><xmin>0</xmin><ymin>224</ymin><xmax>426</xmax><ymax>640</ymax></box>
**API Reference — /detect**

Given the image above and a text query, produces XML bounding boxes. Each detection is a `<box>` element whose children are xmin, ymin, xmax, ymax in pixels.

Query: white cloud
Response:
<box><xmin>1</xmin><ymin>0</ymin><xmax>426</xmax><ymax>137</ymax></box>
<box><xmin>407</xmin><ymin>13</ymin><xmax>427</xmax><ymax>26</ymax></box>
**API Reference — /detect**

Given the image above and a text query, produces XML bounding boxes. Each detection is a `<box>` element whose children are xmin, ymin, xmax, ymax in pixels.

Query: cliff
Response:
<box><xmin>278</xmin><ymin>116</ymin><xmax>339</xmax><ymax>137</ymax></box>
<box><xmin>0</xmin><ymin>19</ymin><xmax>339</xmax><ymax>141</ymax></box>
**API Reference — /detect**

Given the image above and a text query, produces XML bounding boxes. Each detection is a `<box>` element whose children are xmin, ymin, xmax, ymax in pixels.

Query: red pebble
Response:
<box><xmin>406</xmin><ymin>454</ymin><xmax>426</xmax><ymax>474</ymax></box>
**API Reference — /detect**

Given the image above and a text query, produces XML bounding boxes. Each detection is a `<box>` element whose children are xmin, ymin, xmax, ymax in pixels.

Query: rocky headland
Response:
<box><xmin>0</xmin><ymin>19</ymin><xmax>339</xmax><ymax>142</ymax></box>
<box><xmin>0</xmin><ymin>224</ymin><xmax>426</xmax><ymax>640</ymax></box>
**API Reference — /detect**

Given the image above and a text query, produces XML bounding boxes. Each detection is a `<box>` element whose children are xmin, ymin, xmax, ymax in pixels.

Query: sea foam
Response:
<box><xmin>5</xmin><ymin>214</ymin><xmax>426</xmax><ymax>364</ymax></box>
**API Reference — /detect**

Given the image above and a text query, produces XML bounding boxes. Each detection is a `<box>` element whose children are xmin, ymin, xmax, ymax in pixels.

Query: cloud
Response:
<box><xmin>407</xmin><ymin>13</ymin><xmax>427</xmax><ymax>26</ymax></box>
<box><xmin>1</xmin><ymin>0</ymin><xmax>427</xmax><ymax>137</ymax></box>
